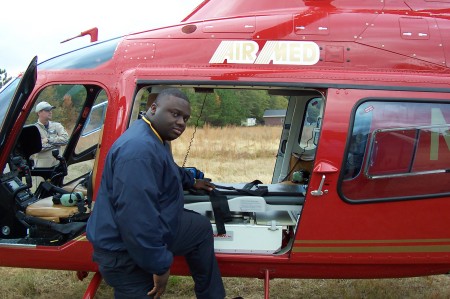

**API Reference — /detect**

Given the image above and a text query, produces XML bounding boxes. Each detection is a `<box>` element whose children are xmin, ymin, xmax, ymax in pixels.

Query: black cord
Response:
<box><xmin>182</xmin><ymin>93</ymin><xmax>207</xmax><ymax>167</ymax></box>
<box><xmin>70</xmin><ymin>180</ymin><xmax>83</xmax><ymax>194</ymax></box>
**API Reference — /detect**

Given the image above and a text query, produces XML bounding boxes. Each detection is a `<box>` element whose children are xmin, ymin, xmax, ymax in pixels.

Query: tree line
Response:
<box><xmin>182</xmin><ymin>89</ymin><xmax>288</xmax><ymax>126</ymax></box>
<box><xmin>0</xmin><ymin>69</ymin><xmax>12</xmax><ymax>89</ymax></box>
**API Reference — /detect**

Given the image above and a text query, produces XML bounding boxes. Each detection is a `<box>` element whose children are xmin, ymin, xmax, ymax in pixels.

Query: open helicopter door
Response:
<box><xmin>0</xmin><ymin>57</ymin><xmax>37</xmax><ymax>238</ymax></box>
<box><xmin>0</xmin><ymin>57</ymin><xmax>37</xmax><ymax>167</ymax></box>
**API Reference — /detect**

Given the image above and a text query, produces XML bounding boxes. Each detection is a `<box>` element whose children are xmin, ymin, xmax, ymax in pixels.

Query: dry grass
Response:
<box><xmin>172</xmin><ymin>125</ymin><xmax>281</xmax><ymax>183</ymax></box>
<box><xmin>0</xmin><ymin>269</ymin><xmax>448</xmax><ymax>299</ymax></box>
<box><xmin>1</xmin><ymin>126</ymin><xmax>449</xmax><ymax>298</ymax></box>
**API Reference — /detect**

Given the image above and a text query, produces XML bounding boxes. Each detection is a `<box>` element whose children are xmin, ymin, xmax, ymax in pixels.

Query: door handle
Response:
<box><xmin>311</xmin><ymin>161</ymin><xmax>336</xmax><ymax>196</ymax></box>
<box><xmin>311</xmin><ymin>175</ymin><xmax>327</xmax><ymax>196</ymax></box>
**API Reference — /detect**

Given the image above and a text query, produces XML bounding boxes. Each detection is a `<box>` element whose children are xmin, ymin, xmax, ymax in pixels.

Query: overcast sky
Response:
<box><xmin>0</xmin><ymin>0</ymin><xmax>203</xmax><ymax>77</ymax></box>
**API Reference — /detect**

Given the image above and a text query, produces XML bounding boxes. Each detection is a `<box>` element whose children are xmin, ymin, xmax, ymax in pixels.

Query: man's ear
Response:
<box><xmin>150</xmin><ymin>103</ymin><xmax>157</xmax><ymax>115</ymax></box>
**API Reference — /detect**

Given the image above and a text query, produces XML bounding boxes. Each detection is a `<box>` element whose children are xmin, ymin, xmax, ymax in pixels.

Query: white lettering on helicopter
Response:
<box><xmin>209</xmin><ymin>41</ymin><xmax>320</xmax><ymax>65</ymax></box>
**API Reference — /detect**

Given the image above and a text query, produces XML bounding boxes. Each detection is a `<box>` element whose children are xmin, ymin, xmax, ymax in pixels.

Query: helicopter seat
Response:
<box><xmin>25</xmin><ymin>197</ymin><xmax>80</xmax><ymax>223</ymax></box>
<box><xmin>30</xmin><ymin>124</ymin><xmax>105</xmax><ymax>222</ymax></box>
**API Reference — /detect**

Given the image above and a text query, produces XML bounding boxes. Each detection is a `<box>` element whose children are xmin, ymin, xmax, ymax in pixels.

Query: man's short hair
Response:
<box><xmin>155</xmin><ymin>88</ymin><xmax>189</xmax><ymax>103</ymax></box>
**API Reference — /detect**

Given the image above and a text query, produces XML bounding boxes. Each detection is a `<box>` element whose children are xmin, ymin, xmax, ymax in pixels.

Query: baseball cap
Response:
<box><xmin>36</xmin><ymin>101</ymin><xmax>56</xmax><ymax>112</ymax></box>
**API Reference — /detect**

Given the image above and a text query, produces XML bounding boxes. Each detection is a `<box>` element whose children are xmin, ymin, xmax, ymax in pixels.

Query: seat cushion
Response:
<box><xmin>26</xmin><ymin>197</ymin><xmax>79</xmax><ymax>222</ymax></box>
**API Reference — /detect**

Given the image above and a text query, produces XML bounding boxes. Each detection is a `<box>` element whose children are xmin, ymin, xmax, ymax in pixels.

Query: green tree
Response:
<box><xmin>186</xmin><ymin>89</ymin><xmax>220</xmax><ymax>127</ymax></box>
<box><xmin>0</xmin><ymin>68</ymin><xmax>12</xmax><ymax>89</ymax></box>
<box><xmin>186</xmin><ymin>88</ymin><xmax>288</xmax><ymax>127</ymax></box>
<box><xmin>216</xmin><ymin>89</ymin><xmax>241</xmax><ymax>126</ymax></box>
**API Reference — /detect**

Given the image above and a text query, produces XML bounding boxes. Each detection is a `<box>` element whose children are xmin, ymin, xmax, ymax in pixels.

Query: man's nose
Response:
<box><xmin>176</xmin><ymin>116</ymin><xmax>186</xmax><ymax>126</ymax></box>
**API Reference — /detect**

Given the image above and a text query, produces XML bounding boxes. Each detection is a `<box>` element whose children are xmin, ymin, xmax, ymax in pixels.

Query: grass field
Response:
<box><xmin>0</xmin><ymin>268</ymin><xmax>448</xmax><ymax>299</ymax></box>
<box><xmin>1</xmin><ymin>126</ymin><xmax>449</xmax><ymax>298</ymax></box>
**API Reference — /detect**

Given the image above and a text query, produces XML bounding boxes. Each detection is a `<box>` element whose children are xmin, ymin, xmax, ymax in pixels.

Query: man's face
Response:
<box><xmin>149</xmin><ymin>95</ymin><xmax>191</xmax><ymax>141</ymax></box>
<box><xmin>38</xmin><ymin>109</ymin><xmax>53</xmax><ymax>122</ymax></box>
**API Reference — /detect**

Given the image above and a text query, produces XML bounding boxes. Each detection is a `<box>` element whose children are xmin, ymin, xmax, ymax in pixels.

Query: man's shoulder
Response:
<box><xmin>112</xmin><ymin>123</ymin><xmax>160</xmax><ymax>156</ymax></box>
<box><xmin>120</xmin><ymin>120</ymin><xmax>160</xmax><ymax>144</ymax></box>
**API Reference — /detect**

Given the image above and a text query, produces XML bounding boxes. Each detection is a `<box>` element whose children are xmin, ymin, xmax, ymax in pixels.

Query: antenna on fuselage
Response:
<box><xmin>60</xmin><ymin>27</ymin><xmax>99</xmax><ymax>44</ymax></box>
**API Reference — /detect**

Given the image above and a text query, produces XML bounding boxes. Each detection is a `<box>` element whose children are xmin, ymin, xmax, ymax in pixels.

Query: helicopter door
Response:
<box><xmin>293</xmin><ymin>88</ymin><xmax>450</xmax><ymax>258</ymax></box>
<box><xmin>0</xmin><ymin>57</ymin><xmax>37</xmax><ymax>166</ymax></box>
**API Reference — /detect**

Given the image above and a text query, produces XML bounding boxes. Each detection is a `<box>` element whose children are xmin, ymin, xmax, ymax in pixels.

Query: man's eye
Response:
<box><xmin>172</xmin><ymin>112</ymin><xmax>179</xmax><ymax>117</ymax></box>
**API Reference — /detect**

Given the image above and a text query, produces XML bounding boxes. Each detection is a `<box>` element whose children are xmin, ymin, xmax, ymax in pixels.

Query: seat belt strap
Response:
<box><xmin>214</xmin><ymin>180</ymin><xmax>268</xmax><ymax>196</ymax></box>
<box><xmin>242</xmin><ymin>180</ymin><xmax>268</xmax><ymax>196</ymax></box>
<box><xmin>209</xmin><ymin>189</ymin><xmax>232</xmax><ymax>235</ymax></box>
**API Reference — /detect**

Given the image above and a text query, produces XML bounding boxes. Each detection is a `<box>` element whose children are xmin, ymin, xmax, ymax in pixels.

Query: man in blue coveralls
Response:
<box><xmin>86</xmin><ymin>88</ymin><xmax>225</xmax><ymax>298</ymax></box>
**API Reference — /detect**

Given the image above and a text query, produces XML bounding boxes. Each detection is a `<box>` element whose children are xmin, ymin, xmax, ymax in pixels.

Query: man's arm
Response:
<box><xmin>148</xmin><ymin>269</ymin><xmax>170</xmax><ymax>298</ymax></box>
<box><xmin>179</xmin><ymin>166</ymin><xmax>195</xmax><ymax>189</ymax></box>
<box><xmin>48</xmin><ymin>122</ymin><xmax>69</xmax><ymax>146</ymax></box>
<box><xmin>179</xmin><ymin>167</ymin><xmax>214</xmax><ymax>192</ymax></box>
<box><xmin>114</xmin><ymin>157</ymin><xmax>173</xmax><ymax>275</ymax></box>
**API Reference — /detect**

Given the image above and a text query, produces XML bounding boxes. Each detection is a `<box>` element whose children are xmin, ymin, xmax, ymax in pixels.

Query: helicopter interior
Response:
<box><xmin>0</xmin><ymin>125</ymin><xmax>90</xmax><ymax>245</ymax></box>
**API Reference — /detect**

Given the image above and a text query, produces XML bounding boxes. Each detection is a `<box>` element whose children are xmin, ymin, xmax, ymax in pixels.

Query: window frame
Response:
<box><xmin>364</xmin><ymin>124</ymin><xmax>450</xmax><ymax>179</ymax></box>
<box><xmin>339</xmin><ymin>97</ymin><xmax>450</xmax><ymax>204</ymax></box>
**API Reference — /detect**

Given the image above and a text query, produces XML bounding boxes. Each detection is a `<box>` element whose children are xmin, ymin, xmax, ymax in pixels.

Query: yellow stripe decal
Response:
<box><xmin>293</xmin><ymin>245</ymin><xmax>450</xmax><ymax>253</ymax></box>
<box><xmin>74</xmin><ymin>235</ymin><xmax>88</xmax><ymax>242</ymax></box>
<box><xmin>295</xmin><ymin>239</ymin><xmax>450</xmax><ymax>244</ymax></box>
<box><xmin>293</xmin><ymin>239</ymin><xmax>450</xmax><ymax>253</ymax></box>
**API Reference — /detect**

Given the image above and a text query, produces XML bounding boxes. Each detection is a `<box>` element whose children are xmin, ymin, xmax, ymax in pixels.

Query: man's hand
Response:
<box><xmin>193</xmin><ymin>179</ymin><xmax>215</xmax><ymax>192</ymax></box>
<box><xmin>42</xmin><ymin>138</ymin><xmax>48</xmax><ymax>144</ymax></box>
<box><xmin>148</xmin><ymin>269</ymin><xmax>170</xmax><ymax>298</ymax></box>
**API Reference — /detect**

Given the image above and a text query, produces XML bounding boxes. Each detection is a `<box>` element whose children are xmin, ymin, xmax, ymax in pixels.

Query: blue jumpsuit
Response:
<box><xmin>86</xmin><ymin>119</ymin><xmax>224</xmax><ymax>299</ymax></box>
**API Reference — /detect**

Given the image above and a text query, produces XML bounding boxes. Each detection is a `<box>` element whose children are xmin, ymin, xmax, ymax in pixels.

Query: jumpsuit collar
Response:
<box><xmin>142</xmin><ymin>117</ymin><xmax>163</xmax><ymax>144</ymax></box>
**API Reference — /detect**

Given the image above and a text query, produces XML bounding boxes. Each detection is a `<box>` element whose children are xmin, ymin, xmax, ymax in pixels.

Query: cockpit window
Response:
<box><xmin>39</xmin><ymin>37</ymin><xmax>120</xmax><ymax>70</ymax></box>
<box><xmin>0</xmin><ymin>77</ymin><xmax>20</xmax><ymax>132</ymax></box>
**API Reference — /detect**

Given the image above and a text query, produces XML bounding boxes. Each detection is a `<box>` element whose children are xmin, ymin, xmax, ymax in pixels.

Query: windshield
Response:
<box><xmin>0</xmin><ymin>77</ymin><xmax>20</xmax><ymax>132</ymax></box>
<box><xmin>39</xmin><ymin>37</ymin><xmax>120</xmax><ymax>70</ymax></box>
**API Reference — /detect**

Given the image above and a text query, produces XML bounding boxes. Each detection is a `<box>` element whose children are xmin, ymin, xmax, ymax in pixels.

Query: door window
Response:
<box><xmin>342</xmin><ymin>100</ymin><xmax>450</xmax><ymax>202</ymax></box>
<box><xmin>298</xmin><ymin>98</ymin><xmax>323</xmax><ymax>161</ymax></box>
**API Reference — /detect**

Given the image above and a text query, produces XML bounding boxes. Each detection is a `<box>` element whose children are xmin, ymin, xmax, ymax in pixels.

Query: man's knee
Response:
<box><xmin>196</xmin><ymin>213</ymin><xmax>213</xmax><ymax>235</ymax></box>
<box><xmin>185</xmin><ymin>211</ymin><xmax>213</xmax><ymax>239</ymax></box>
<box><xmin>93</xmin><ymin>250</ymin><xmax>153</xmax><ymax>297</ymax></box>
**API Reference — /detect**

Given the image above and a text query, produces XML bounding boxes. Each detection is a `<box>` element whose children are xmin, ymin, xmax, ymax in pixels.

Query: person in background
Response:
<box><xmin>34</xmin><ymin>101</ymin><xmax>69</xmax><ymax>167</ymax></box>
<box><xmin>86</xmin><ymin>88</ymin><xmax>226</xmax><ymax>299</ymax></box>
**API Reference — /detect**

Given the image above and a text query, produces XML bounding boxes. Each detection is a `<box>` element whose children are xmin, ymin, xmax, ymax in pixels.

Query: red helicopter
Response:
<box><xmin>0</xmin><ymin>1</ymin><xmax>449</xmax><ymax>298</ymax></box>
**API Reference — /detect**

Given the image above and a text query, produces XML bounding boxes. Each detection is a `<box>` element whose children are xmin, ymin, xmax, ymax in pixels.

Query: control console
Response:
<box><xmin>2</xmin><ymin>174</ymin><xmax>37</xmax><ymax>209</ymax></box>
<box><xmin>0</xmin><ymin>170</ymin><xmax>38</xmax><ymax>238</ymax></box>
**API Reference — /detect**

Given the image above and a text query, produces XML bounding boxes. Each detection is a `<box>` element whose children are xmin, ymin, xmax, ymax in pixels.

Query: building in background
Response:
<box><xmin>263</xmin><ymin>109</ymin><xmax>286</xmax><ymax>126</ymax></box>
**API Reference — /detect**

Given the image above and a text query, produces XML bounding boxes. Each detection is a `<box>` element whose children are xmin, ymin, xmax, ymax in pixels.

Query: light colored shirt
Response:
<box><xmin>34</xmin><ymin>120</ymin><xmax>69</xmax><ymax>167</ymax></box>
